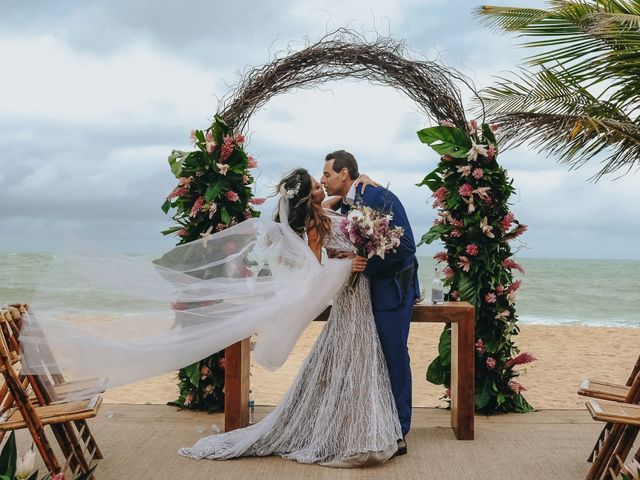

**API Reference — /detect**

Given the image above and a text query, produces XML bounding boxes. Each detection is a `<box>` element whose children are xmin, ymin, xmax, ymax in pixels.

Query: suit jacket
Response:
<box><xmin>343</xmin><ymin>184</ymin><xmax>420</xmax><ymax>312</ymax></box>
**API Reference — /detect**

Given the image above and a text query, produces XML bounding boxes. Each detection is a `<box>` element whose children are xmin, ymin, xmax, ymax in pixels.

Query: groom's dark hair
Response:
<box><xmin>325</xmin><ymin>150</ymin><xmax>359</xmax><ymax>180</ymax></box>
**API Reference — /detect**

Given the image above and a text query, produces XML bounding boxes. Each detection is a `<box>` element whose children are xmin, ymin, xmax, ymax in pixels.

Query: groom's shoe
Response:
<box><xmin>392</xmin><ymin>438</ymin><xmax>407</xmax><ymax>458</ymax></box>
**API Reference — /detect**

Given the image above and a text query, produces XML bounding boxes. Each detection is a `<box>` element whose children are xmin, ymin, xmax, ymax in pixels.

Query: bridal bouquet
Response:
<box><xmin>339</xmin><ymin>205</ymin><xmax>404</xmax><ymax>287</ymax></box>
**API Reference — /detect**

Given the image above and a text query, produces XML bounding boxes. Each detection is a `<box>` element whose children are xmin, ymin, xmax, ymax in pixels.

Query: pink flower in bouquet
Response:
<box><xmin>484</xmin><ymin>292</ymin><xmax>497</xmax><ymax>304</ymax></box>
<box><xmin>490</xmin><ymin>123</ymin><xmax>500</xmax><ymax>132</ymax></box>
<box><xmin>514</xmin><ymin>224</ymin><xmax>528</xmax><ymax>237</ymax></box>
<box><xmin>184</xmin><ymin>393</ymin><xmax>193</xmax><ymax>406</ymax></box>
<box><xmin>506</xmin><ymin>352</ymin><xmax>537</xmax><ymax>368</ymax></box>
<box><xmin>473</xmin><ymin>186</ymin><xmax>491</xmax><ymax>201</ymax></box>
<box><xmin>178</xmin><ymin>176</ymin><xmax>193</xmax><ymax>187</ymax></box>
<box><xmin>469</xmin><ymin>119</ymin><xmax>478</xmax><ymax>131</ymax></box>
<box><xmin>167</xmin><ymin>186</ymin><xmax>187</xmax><ymax>199</ymax></box>
<box><xmin>242</xmin><ymin>174</ymin><xmax>250</xmax><ymax>184</ymax></box>
<box><xmin>480</xmin><ymin>216</ymin><xmax>495</xmax><ymax>238</ymax></box>
<box><xmin>501</xmin><ymin>212</ymin><xmax>515</xmax><ymax>232</ymax></box>
<box><xmin>190</xmin><ymin>196</ymin><xmax>205</xmax><ymax>218</ymax></box>
<box><xmin>216</xmin><ymin>223</ymin><xmax>227</xmax><ymax>232</ymax></box>
<box><xmin>234</xmin><ymin>133</ymin><xmax>245</xmax><ymax>145</ymax></box>
<box><xmin>450</xmin><ymin>289</ymin><xmax>460</xmax><ymax>300</ymax></box>
<box><xmin>487</xmin><ymin>145</ymin><xmax>497</xmax><ymax>160</ymax></box>
<box><xmin>433</xmin><ymin>186</ymin><xmax>448</xmax><ymax>203</ymax></box>
<box><xmin>508</xmin><ymin>280</ymin><xmax>522</xmax><ymax>293</ymax></box>
<box><xmin>225</xmin><ymin>191</ymin><xmax>240</xmax><ymax>202</ymax></box>
<box><xmin>486</xmin><ymin>357</ymin><xmax>496</xmax><ymax>369</ymax></box>
<box><xmin>509</xmin><ymin>381</ymin><xmax>527</xmax><ymax>394</ymax></box>
<box><xmin>207</xmin><ymin>202</ymin><xmax>218</xmax><ymax>219</ymax></box>
<box><xmin>217</xmin><ymin>163</ymin><xmax>230</xmax><ymax>176</ymax></box>
<box><xmin>457</xmin><ymin>165</ymin><xmax>471</xmax><ymax>177</ymax></box>
<box><xmin>450</xmin><ymin>217</ymin><xmax>464</xmax><ymax>228</ymax></box>
<box><xmin>204</xmin><ymin>130</ymin><xmax>216</xmax><ymax>154</ymax></box>
<box><xmin>200</xmin><ymin>365</ymin><xmax>210</xmax><ymax>379</ymax></box>
<box><xmin>219</xmin><ymin>357</ymin><xmax>226</xmax><ymax>369</ymax></box>
<box><xmin>247</xmin><ymin>156</ymin><xmax>258</xmax><ymax>168</ymax></box>
<box><xmin>440</xmin><ymin>119</ymin><xmax>455</xmax><ymax>127</ymax></box>
<box><xmin>442</xmin><ymin>154</ymin><xmax>455</xmax><ymax>162</ymax></box>
<box><xmin>433</xmin><ymin>251</ymin><xmax>448</xmax><ymax>263</ymax></box>
<box><xmin>457</xmin><ymin>255</ymin><xmax>471</xmax><ymax>272</ymax></box>
<box><xmin>177</xmin><ymin>228</ymin><xmax>188</xmax><ymax>238</ymax></box>
<box><xmin>472</xmin><ymin>168</ymin><xmax>484</xmax><ymax>179</ymax></box>
<box><xmin>475</xmin><ymin>338</ymin><xmax>485</xmax><ymax>353</ymax></box>
<box><xmin>51</xmin><ymin>474</ymin><xmax>65</xmax><ymax>480</ymax></box>
<box><xmin>442</xmin><ymin>267</ymin><xmax>454</xmax><ymax>278</ymax></box>
<box><xmin>189</xmin><ymin>129</ymin><xmax>197</xmax><ymax>143</ymax></box>
<box><xmin>244</xmin><ymin>209</ymin><xmax>253</xmax><ymax>220</ymax></box>
<box><xmin>205</xmin><ymin>130</ymin><xmax>214</xmax><ymax>143</ymax></box>
<box><xmin>458</xmin><ymin>183</ymin><xmax>473</xmax><ymax>197</ymax></box>
<box><xmin>451</xmin><ymin>229</ymin><xmax>463</xmax><ymax>238</ymax></box>
<box><xmin>444</xmin><ymin>388</ymin><xmax>451</xmax><ymax>399</ymax></box>
<box><xmin>250</xmin><ymin>197</ymin><xmax>266</xmax><ymax>205</ymax></box>
<box><xmin>220</xmin><ymin>135</ymin><xmax>235</xmax><ymax>162</ymax></box>
<box><xmin>502</xmin><ymin>258</ymin><xmax>525</xmax><ymax>274</ymax></box>
<box><xmin>465</xmin><ymin>244</ymin><xmax>479</xmax><ymax>256</ymax></box>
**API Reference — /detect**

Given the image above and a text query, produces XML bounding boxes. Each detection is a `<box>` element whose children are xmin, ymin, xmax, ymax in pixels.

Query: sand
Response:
<box><xmin>103</xmin><ymin>323</ymin><xmax>640</xmax><ymax>410</ymax></box>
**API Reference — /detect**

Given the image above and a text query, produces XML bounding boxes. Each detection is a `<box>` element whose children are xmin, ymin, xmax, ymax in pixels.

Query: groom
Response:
<box><xmin>321</xmin><ymin>150</ymin><xmax>419</xmax><ymax>455</ymax></box>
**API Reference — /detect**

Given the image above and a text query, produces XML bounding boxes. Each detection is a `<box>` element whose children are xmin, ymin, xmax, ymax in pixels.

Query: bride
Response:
<box><xmin>178</xmin><ymin>168</ymin><xmax>402</xmax><ymax>466</ymax></box>
<box><xmin>18</xmin><ymin>168</ymin><xmax>401</xmax><ymax>468</ymax></box>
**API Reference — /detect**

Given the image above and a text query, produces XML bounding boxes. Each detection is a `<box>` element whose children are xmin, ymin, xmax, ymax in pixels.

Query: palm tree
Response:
<box><xmin>475</xmin><ymin>0</ymin><xmax>640</xmax><ymax>179</ymax></box>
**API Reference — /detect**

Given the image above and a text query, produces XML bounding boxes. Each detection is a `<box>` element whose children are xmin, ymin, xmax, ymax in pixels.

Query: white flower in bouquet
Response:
<box><xmin>15</xmin><ymin>449</ymin><xmax>36</xmax><ymax>480</ymax></box>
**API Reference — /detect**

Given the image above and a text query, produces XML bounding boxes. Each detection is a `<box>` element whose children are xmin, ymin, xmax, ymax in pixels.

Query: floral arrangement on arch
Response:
<box><xmin>417</xmin><ymin>118</ymin><xmax>535</xmax><ymax>413</ymax></box>
<box><xmin>161</xmin><ymin>114</ymin><xmax>264</xmax><ymax>412</ymax></box>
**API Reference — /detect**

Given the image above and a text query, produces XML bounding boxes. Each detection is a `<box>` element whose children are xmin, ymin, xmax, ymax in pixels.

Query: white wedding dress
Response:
<box><xmin>178</xmin><ymin>211</ymin><xmax>402</xmax><ymax>467</ymax></box>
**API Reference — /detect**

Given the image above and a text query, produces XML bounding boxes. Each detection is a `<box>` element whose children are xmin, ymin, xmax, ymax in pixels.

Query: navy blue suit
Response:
<box><xmin>341</xmin><ymin>184</ymin><xmax>419</xmax><ymax>436</ymax></box>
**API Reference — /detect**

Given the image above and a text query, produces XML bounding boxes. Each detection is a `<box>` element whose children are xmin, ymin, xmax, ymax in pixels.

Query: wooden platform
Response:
<box><xmin>11</xmin><ymin>404</ymin><xmax>640</xmax><ymax>480</ymax></box>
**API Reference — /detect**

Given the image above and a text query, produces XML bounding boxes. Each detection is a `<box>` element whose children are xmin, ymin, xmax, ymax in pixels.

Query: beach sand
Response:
<box><xmin>103</xmin><ymin>323</ymin><xmax>640</xmax><ymax>409</ymax></box>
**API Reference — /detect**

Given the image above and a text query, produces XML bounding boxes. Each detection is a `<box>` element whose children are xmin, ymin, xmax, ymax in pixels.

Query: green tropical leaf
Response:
<box><xmin>220</xmin><ymin>206</ymin><xmax>231</xmax><ymax>225</ymax></box>
<box><xmin>417</xmin><ymin>126</ymin><xmax>471</xmax><ymax>158</ymax></box>
<box><xmin>415</xmin><ymin>168</ymin><xmax>443</xmax><ymax>191</ymax></box>
<box><xmin>160</xmin><ymin>226</ymin><xmax>182</xmax><ymax>236</ymax></box>
<box><xmin>437</xmin><ymin>327</ymin><xmax>452</xmax><ymax>364</ymax></box>
<box><xmin>426</xmin><ymin>355</ymin><xmax>447</xmax><ymax>385</ymax></box>
<box><xmin>475</xmin><ymin>376</ymin><xmax>493</xmax><ymax>410</ymax></box>
<box><xmin>184</xmin><ymin>362</ymin><xmax>201</xmax><ymax>388</ymax></box>
<box><xmin>0</xmin><ymin>431</ymin><xmax>15</xmax><ymax>478</ymax></box>
<box><xmin>168</xmin><ymin>149</ymin><xmax>189</xmax><ymax>178</ymax></box>
<box><xmin>418</xmin><ymin>224</ymin><xmax>447</xmax><ymax>246</ymax></box>
<box><xmin>204</xmin><ymin>177</ymin><xmax>224</xmax><ymax>202</ymax></box>
<box><xmin>161</xmin><ymin>198</ymin><xmax>172</xmax><ymax>214</ymax></box>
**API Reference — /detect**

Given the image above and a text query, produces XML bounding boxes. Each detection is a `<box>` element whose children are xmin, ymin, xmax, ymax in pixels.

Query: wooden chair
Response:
<box><xmin>0</xmin><ymin>307</ymin><xmax>102</xmax><ymax>478</ymax></box>
<box><xmin>585</xmin><ymin>370</ymin><xmax>640</xmax><ymax>480</ymax></box>
<box><xmin>581</xmin><ymin>354</ymin><xmax>640</xmax><ymax>461</ymax></box>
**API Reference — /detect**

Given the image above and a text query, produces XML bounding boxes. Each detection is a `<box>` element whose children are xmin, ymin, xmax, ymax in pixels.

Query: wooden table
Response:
<box><xmin>224</xmin><ymin>301</ymin><xmax>475</xmax><ymax>440</ymax></box>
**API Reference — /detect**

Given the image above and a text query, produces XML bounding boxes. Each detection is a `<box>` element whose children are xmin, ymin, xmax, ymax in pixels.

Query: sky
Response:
<box><xmin>1</xmin><ymin>0</ymin><xmax>639</xmax><ymax>259</ymax></box>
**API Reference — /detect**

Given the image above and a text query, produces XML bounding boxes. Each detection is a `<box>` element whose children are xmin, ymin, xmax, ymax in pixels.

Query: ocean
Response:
<box><xmin>2</xmin><ymin>252</ymin><xmax>639</xmax><ymax>328</ymax></box>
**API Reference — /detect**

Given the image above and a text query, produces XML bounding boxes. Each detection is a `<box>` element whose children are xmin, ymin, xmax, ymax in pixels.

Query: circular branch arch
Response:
<box><xmin>218</xmin><ymin>30</ymin><xmax>468</xmax><ymax>133</ymax></box>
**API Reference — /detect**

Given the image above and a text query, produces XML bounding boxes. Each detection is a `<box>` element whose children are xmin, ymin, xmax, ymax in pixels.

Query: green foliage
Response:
<box><xmin>161</xmin><ymin>115</ymin><xmax>260</xmax><ymax>412</ymax></box>
<box><xmin>475</xmin><ymin>1</ymin><xmax>640</xmax><ymax>180</ymax></box>
<box><xmin>419</xmin><ymin>120</ymin><xmax>535</xmax><ymax>414</ymax></box>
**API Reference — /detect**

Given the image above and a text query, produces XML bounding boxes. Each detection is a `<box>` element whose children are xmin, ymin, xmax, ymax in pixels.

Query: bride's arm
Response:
<box><xmin>321</xmin><ymin>195</ymin><xmax>342</xmax><ymax>210</ymax></box>
<box><xmin>306</xmin><ymin>224</ymin><xmax>322</xmax><ymax>263</ymax></box>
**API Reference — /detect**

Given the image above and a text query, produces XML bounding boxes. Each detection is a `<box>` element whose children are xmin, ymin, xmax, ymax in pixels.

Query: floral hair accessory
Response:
<box><xmin>279</xmin><ymin>182</ymin><xmax>301</xmax><ymax>199</ymax></box>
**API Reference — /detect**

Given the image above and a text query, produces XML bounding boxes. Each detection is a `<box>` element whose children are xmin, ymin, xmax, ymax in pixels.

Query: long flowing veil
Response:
<box><xmin>18</xmin><ymin>196</ymin><xmax>351</xmax><ymax>400</ymax></box>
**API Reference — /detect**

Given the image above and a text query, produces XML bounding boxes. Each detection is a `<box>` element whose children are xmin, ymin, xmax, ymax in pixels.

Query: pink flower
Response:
<box><xmin>167</xmin><ymin>186</ymin><xmax>188</xmax><ymax>199</ymax></box>
<box><xmin>51</xmin><ymin>474</ymin><xmax>65</xmax><ymax>480</ymax></box>
<box><xmin>184</xmin><ymin>393</ymin><xmax>193</xmax><ymax>406</ymax></box>
<box><xmin>496</xmin><ymin>284</ymin><xmax>505</xmax><ymax>295</ymax></box>
<box><xmin>515</xmin><ymin>224</ymin><xmax>528</xmax><ymax>237</ymax></box>
<box><xmin>486</xmin><ymin>357</ymin><xmax>496</xmax><ymax>369</ymax></box>
<box><xmin>440</xmin><ymin>120</ymin><xmax>455</xmax><ymax>128</ymax></box>
<box><xmin>225</xmin><ymin>191</ymin><xmax>240</xmax><ymax>202</ymax></box>
<box><xmin>442</xmin><ymin>154</ymin><xmax>454</xmax><ymax>162</ymax></box>
<box><xmin>220</xmin><ymin>135</ymin><xmax>235</xmax><ymax>162</ymax></box>
<box><xmin>190</xmin><ymin>196</ymin><xmax>205</xmax><ymax>218</ymax></box>
<box><xmin>458</xmin><ymin>183</ymin><xmax>473</xmax><ymax>197</ymax></box>
<box><xmin>457</xmin><ymin>255</ymin><xmax>471</xmax><ymax>272</ymax></box>
<box><xmin>433</xmin><ymin>251</ymin><xmax>448</xmax><ymax>262</ymax></box>
<box><xmin>200</xmin><ymin>365</ymin><xmax>210</xmax><ymax>378</ymax></box>
<box><xmin>442</xmin><ymin>267</ymin><xmax>454</xmax><ymax>278</ymax></box>
<box><xmin>465</xmin><ymin>244</ymin><xmax>479</xmax><ymax>256</ymax></box>
<box><xmin>242</xmin><ymin>175</ymin><xmax>250</xmax><ymax>184</ymax></box>
<box><xmin>509</xmin><ymin>381</ymin><xmax>527</xmax><ymax>394</ymax></box>
<box><xmin>457</xmin><ymin>165</ymin><xmax>471</xmax><ymax>177</ymax></box>
<box><xmin>450</xmin><ymin>218</ymin><xmax>464</xmax><ymax>228</ymax></box>
<box><xmin>444</xmin><ymin>388</ymin><xmax>451</xmax><ymax>399</ymax></box>
<box><xmin>502</xmin><ymin>258</ymin><xmax>525</xmax><ymax>274</ymax></box>
<box><xmin>472</xmin><ymin>168</ymin><xmax>484</xmax><ymax>179</ymax></box>
<box><xmin>234</xmin><ymin>133</ymin><xmax>245</xmax><ymax>145</ymax></box>
<box><xmin>216</xmin><ymin>223</ymin><xmax>227</xmax><ymax>232</ymax></box>
<box><xmin>451</xmin><ymin>229</ymin><xmax>463</xmax><ymax>238</ymax></box>
<box><xmin>204</xmin><ymin>384</ymin><xmax>215</xmax><ymax>395</ymax></box>
<box><xmin>501</xmin><ymin>212</ymin><xmax>515</xmax><ymax>232</ymax></box>
<box><xmin>506</xmin><ymin>352</ymin><xmax>537</xmax><ymax>368</ymax></box>
<box><xmin>205</xmin><ymin>130</ymin><xmax>214</xmax><ymax>143</ymax></box>
<box><xmin>433</xmin><ymin>186</ymin><xmax>448</xmax><ymax>203</ymax></box>
<box><xmin>205</xmin><ymin>130</ymin><xmax>216</xmax><ymax>154</ymax></box>
<box><xmin>177</xmin><ymin>228</ymin><xmax>188</xmax><ymax>238</ymax></box>
<box><xmin>473</xmin><ymin>186</ymin><xmax>491</xmax><ymax>201</ymax></box>
<box><xmin>475</xmin><ymin>338</ymin><xmax>485</xmax><ymax>353</ymax></box>
<box><xmin>450</xmin><ymin>290</ymin><xmax>460</xmax><ymax>300</ymax></box>
<box><xmin>469</xmin><ymin>119</ymin><xmax>478</xmax><ymax>131</ymax></box>
<box><xmin>178</xmin><ymin>176</ymin><xmax>193</xmax><ymax>187</ymax></box>
<box><xmin>508</xmin><ymin>280</ymin><xmax>522</xmax><ymax>293</ymax></box>
<box><xmin>250</xmin><ymin>197</ymin><xmax>266</xmax><ymax>205</ymax></box>
<box><xmin>217</xmin><ymin>163</ymin><xmax>230</xmax><ymax>176</ymax></box>
<box><xmin>490</xmin><ymin>123</ymin><xmax>500</xmax><ymax>132</ymax></box>
<box><xmin>247</xmin><ymin>156</ymin><xmax>258</xmax><ymax>168</ymax></box>
<box><xmin>219</xmin><ymin>357</ymin><xmax>226</xmax><ymax>369</ymax></box>
<box><xmin>484</xmin><ymin>292</ymin><xmax>497</xmax><ymax>304</ymax></box>
<box><xmin>189</xmin><ymin>130</ymin><xmax>197</xmax><ymax>143</ymax></box>
<box><xmin>206</xmin><ymin>202</ymin><xmax>217</xmax><ymax>219</ymax></box>
<box><xmin>244</xmin><ymin>209</ymin><xmax>253</xmax><ymax>220</ymax></box>
<box><xmin>487</xmin><ymin>145</ymin><xmax>497</xmax><ymax>160</ymax></box>
<box><xmin>495</xmin><ymin>310</ymin><xmax>511</xmax><ymax>320</ymax></box>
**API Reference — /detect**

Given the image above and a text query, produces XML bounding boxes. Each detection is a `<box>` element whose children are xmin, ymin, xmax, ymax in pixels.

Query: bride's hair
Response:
<box><xmin>274</xmin><ymin>168</ymin><xmax>330</xmax><ymax>244</ymax></box>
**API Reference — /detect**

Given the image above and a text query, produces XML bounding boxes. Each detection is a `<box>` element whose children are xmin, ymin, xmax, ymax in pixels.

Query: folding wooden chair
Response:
<box><xmin>580</xmin><ymin>354</ymin><xmax>640</xmax><ymax>461</ymax></box>
<box><xmin>0</xmin><ymin>307</ymin><xmax>102</xmax><ymax>478</ymax></box>
<box><xmin>585</xmin><ymin>370</ymin><xmax>640</xmax><ymax>480</ymax></box>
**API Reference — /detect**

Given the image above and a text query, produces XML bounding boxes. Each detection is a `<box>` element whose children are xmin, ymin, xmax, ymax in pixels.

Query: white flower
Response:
<box><xmin>16</xmin><ymin>449</ymin><xmax>36</xmax><ymax>480</ymax></box>
<box><xmin>456</xmin><ymin>165</ymin><xmax>471</xmax><ymax>177</ymax></box>
<box><xmin>199</xmin><ymin>225</ymin><xmax>214</xmax><ymax>248</ymax></box>
<box><xmin>480</xmin><ymin>216</ymin><xmax>495</xmax><ymax>238</ymax></box>
<box><xmin>473</xmin><ymin>186</ymin><xmax>491</xmax><ymax>201</ymax></box>
<box><xmin>217</xmin><ymin>163</ymin><xmax>230</xmax><ymax>176</ymax></box>
<box><xmin>467</xmin><ymin>140</ymin><xmax>489</xmax><ymax>162</ymax></box>
<box><xmin>462</xmin><ymin>196</ymin><xmax>475</xmax><ymax>213</ymax></box>
<box><xmin>347</xmin><ymin>209</ymin><xmax>364</xmax><ymax>221</ymax></box>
